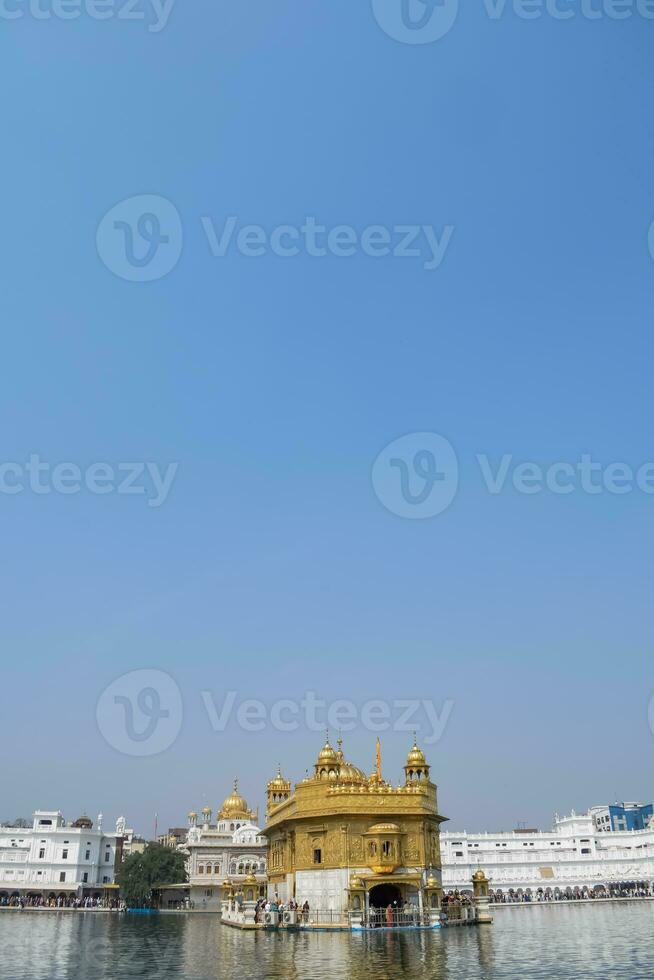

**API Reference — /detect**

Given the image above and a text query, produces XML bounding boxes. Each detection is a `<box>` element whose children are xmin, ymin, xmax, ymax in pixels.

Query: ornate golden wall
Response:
<box><xmin>264</xmin><ymin>738</ymin><xmax>445</xmax><ymax>888</ymax></box>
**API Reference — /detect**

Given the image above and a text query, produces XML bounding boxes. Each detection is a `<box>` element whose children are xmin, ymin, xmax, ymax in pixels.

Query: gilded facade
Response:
<box><xmin>263</xmin><ymin>737</ymin><xmax>446</xmax><ymax>916</ymax></box>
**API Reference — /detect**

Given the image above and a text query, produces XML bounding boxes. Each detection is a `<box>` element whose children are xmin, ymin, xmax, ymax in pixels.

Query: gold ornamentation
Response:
<box><xmin>263</xmin><ymin>736</ymin><xmax>445</xmax><ymax>882</ymax></box>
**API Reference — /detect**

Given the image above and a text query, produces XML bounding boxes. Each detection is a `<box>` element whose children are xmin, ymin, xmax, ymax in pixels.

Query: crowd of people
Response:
<box><xmin>0</xmin><ymin>894</ymin><xmax>124</xmax><ymax>910</ymax></box>
<box><xmin>367</xmin><ymin>902</ymin><xmax>426</xmax><ymax>927</ymax></box>
<box><xmin>489</xmin><ymin>882</ymin><xmax>653</xmax><ymax>904</ymax></box>
<box><xmin>253</xmin><ymin>897</ymin><xmax>310</xmax><ymax>923</ymax></box>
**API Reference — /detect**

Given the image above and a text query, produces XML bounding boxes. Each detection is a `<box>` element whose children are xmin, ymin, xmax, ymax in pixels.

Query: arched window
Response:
<box><xmin>198</xmin><ymin>865</ymin><xmax>204</xmax><ymax>875</ymax></box>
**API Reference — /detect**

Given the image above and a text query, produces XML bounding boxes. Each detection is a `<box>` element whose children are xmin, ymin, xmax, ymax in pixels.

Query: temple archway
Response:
<box><xmin>368</xmin><ymin>883</ymin><xmax>401</xmax><ymax>909</ymax></box>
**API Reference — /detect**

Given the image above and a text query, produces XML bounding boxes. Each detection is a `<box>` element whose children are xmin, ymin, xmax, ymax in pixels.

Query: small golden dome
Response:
<box><xmin>243</xmin><ymin>872</ymin><xmax>258</xmax><ymax>885</ymax></box>
<box><xmin>317</xmin><ymin>739</ymin><xmax>338</xmax><ymax>765</ymax></box>
<box><xmin>188</xmin><ymin>811</ymin><xmax>198</xmax><ymax>819</ymax></box>
<box><xmin>202</xmin><ymin>806</ymin><xmax>211</xmax><ymax>815</ymax></box>
<box><xmin>350</xmin><ymin>875</ymin><xmax>364</xmax><ymax>889</ymax></box>
<box><xmin>473</xmin><ymin>870</ymin><xmax>487</xmax><ymax>881</ymax></box>
<box><xmin>267</xmin><ymin>766</ymin><xmax>289</xmax><ymax>790</ymax></box>
<box><xmin>367</xmin><ymin>822</ymin><xmax>401</xmax><ymax>834</ymax></box>
<box><xmin>219</xmin><ymin>779</ymin><xmax>251</xmax><ymax>819</ymax></box>
<box><xmin>406</xmin><ymin>738</ymin><xmax>427</xmax><ymax>767</ymax></box>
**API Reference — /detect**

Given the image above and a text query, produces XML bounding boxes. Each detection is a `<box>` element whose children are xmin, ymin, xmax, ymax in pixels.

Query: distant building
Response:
<box><xmin>157</xmin><ymin>828</ymin><xmax>188</xmax><ymax>849</ymax></box>
<box><xmin>441</xmin><ymin>807</ymin><xmax>654</xmax><ymax>896</ymax></box>
<box><xmin>0</xmin><ymin>811</ymin><xmax>128</xmax><ymax>903</ymax></box>
<box><xmin>590</xmin><ymin>802</ymin><xmax>654</xmax><ymax>833</ymax></box>
<box><xmin>184</xmin><ymin>782</ymin><xmax>267</xmax><ymax>911</ymax></box>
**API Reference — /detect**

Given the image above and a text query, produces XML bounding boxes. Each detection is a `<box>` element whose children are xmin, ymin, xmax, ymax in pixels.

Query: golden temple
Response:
<box><xmin>262</xmin><ymin>735</ymin><xmax>446</xmax><ymax>915</ymax></box>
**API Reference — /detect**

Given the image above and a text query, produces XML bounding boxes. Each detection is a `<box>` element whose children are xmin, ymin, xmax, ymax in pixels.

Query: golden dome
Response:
<box><xmin>219</xmin><ymin>779</ymin><xmax>251</xmax><ymax>819</ymax></box>
<box><xmin>367</xmin><ymin>822</ymin><xmax>400</xmax><ymax>834</ymax></box>
<box><xmin>337</xmin><ymin>762</ymin><xmax>368</xmax><ymax>784</ymax></box>
<box><xmin>426</xmin><ymin>874</ymin><xmax>439</xmax><ymax>888</ymax></box>
<box><xmin>202</xmin><ymin>806</ymin><xmax>211</xmax><ymax>815</ymax></box>
<box><xmin>473</xmin><ymin>869</ymin><xmax>487</xmax><ymax>881</ymax></box>
<box><xmin>188</xmin><ymin>811</ymin><xmax>198</xmax><ymax>819</ymax></box>
<box><xmin>317</xmin><ymin>738</ymin><xmax>339</xmax><ymax>765</ymax></box>
<box><xmin>350</xmin><ymin>875</ymin><xmax>364</xmax><ymax>889</ymax></box>
<box><xmin>243</xmin><ymin>872</ymin><xmax>258</xmax><ymax>885</ymax></box>
<box><xmin>267</xmin><ymin>766</ymin><xmax>289</xmax><ymax>790</ymax></box>
<box><xmin>406</xmin><ymin>738</ymin><xmax>427</xmax><ymax>768</ymax></box>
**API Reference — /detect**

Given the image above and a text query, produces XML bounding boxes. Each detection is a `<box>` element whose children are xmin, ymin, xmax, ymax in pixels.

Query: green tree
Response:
<box><xmin>118</xmin><ymin>843</ymin><xmax>188</xmax><ymax>908</ymax></box>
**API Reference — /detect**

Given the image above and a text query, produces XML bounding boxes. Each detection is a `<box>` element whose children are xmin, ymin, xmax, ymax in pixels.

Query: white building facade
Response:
<box><xmin>185</xmin><ymin>782</ymin><xmax>267</xmax><ymax>911</ymax></box>
<box><xmin>0</xmin><ymin>811</ymin><xmax>127</xmax><ymax>903</ymax></box>
<box><xmin>442</xmin><ymin>810</ymin><xmax>654</xmax><ymax>896</ymax></box>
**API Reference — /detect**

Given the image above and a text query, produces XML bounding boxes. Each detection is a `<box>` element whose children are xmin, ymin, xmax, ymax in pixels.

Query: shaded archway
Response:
<box><xmin>368</xmin><ymin>883</ymin><xmax>401</xmax><ymax>909</ymax></box>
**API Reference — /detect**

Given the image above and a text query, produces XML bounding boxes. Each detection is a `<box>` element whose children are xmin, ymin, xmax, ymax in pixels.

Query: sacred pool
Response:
<box><xmin>1</xmin><ymin>902</ymin><xmax>653</xmax><ymax>979</ymax></box>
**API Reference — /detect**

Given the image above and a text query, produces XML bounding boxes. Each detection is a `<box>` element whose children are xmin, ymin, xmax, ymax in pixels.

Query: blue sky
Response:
<box><xmin>1</xmin><ymin>2</ymin><xmax>654</xmax><ymax>836</ymax></box>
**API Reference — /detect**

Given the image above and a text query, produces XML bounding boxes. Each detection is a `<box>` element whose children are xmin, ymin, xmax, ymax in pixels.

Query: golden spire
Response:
<box><xmin>376</xmin><ymin>737</ymin><xmax>382</xmax><ymax>780</ymax></box>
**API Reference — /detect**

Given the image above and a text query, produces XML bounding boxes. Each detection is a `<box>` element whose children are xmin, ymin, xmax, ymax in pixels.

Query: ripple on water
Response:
<box><xmin>1</xmin><ymin>903</ymin><xmax>654</xmax><ymax>980</ymax></box>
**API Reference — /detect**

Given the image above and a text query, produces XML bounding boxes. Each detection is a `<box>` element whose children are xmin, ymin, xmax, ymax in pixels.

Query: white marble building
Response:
<box><xmin>0</xmin><ymin>811</ymin><xmax>128</xmax><ymax>902</ymax></box>
<box><xmin>185</xmin><ymin>782</ymin><xmax>267</xmax><ymax>911</ymax></box>
<box><xmin>441</xmin><ymin>810</ymin><xmax>654</xmax><ymax>895</ymax></box>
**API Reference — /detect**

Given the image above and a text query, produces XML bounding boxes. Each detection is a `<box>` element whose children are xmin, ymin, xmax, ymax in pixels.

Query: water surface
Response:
<box><xmin>2</xmin><ymin>902</ymin><xmax>654</xmax><ymax>979</ymax></box>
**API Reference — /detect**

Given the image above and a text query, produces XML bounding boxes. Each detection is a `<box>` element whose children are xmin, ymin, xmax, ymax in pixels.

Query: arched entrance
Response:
<box><xmin>368</xmin><ymin>883</ymin><xmax>401</xmax><ymax>909</ymax></box>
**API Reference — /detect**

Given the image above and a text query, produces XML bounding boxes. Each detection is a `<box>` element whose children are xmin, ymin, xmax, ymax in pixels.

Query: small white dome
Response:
<box><xmin>232</xmin><ymin>822</ymin><xmax>263</xmax><ymax>844</ymax></box>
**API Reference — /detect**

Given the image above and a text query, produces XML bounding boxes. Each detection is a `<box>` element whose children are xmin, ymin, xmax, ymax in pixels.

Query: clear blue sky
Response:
<box><xmin>2</xmin><ymin>3</ymin><xmax>654</xmax><ymax>836</ymax></box>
